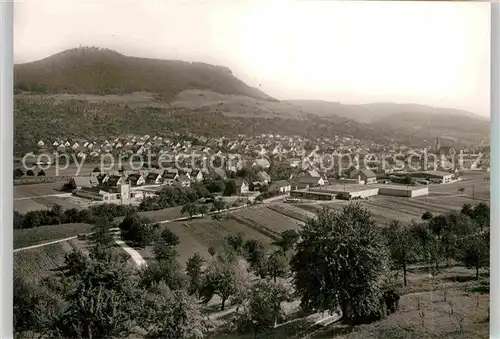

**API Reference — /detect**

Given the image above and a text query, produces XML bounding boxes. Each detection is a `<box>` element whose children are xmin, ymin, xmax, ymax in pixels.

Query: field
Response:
<box><xmin>137</xmin><ymin>215</ymin><xmax>276</xmax><ymax>267</ymax></box>
<box><xmin>14</xmin><ymin>182</ymin><xmax>65</xmax><ymax>198</ymax></box>
<box><xmin>288</xmin><ymin>173</ymin><xmax>491</xmax><ymax>227</ymax></box>
<box><xmin>14</xmin><ymin>242</ymin><xmax>71</xmax><ymax>283</ymax></box>
<box><xmin>14</xmin><ymin>223</ymin><xmax>94</xmax><ymax>249</ymax></box>
<box><xmin>267</xmin><ymin>204</ymin><xmax>311</xmax><ymax>223</ymax></box>
<box><xmin>233</xmin><ymin>207</ymin><xmax>302</xmax><ymax>234</ymax></box>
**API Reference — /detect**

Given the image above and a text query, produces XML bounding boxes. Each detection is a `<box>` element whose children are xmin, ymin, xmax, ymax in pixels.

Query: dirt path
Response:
<box><xmin>113</xmin><ymin>235</ymin><xmax>148</xmax><ymax>268</ymax></box>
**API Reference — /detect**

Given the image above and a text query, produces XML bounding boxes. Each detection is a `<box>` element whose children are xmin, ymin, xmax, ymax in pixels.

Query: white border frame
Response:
<box><xmin>1</xmin><ymin>1</ymin><xmax>14</xmax><ymax>337</ymax></box>
<box><xmin>0</xmin><ymin>2</ymin><xmax>498</xmax><ymax>338</ymax></box>
<box><xmin>490</xmin><ymin>2</ymin><xmax>499</xmax><ymax>338</ymax></box>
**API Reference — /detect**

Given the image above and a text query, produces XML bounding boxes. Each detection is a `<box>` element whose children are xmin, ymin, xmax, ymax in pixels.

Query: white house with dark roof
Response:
<box><xmin>349</xmin><ymin>169</ymin><xmax>377</xmax><ymax>185</ymax></box>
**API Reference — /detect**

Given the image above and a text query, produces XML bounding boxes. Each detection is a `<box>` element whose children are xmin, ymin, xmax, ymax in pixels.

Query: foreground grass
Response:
<box><xmin>14</xmin><ymin>223</ymin><xmax>94</xmax><ymax>249</ymax></box>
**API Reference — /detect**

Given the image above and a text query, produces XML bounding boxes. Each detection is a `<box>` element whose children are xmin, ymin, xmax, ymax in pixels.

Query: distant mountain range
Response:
<box><xmin>13</xmin><ymin>47</ymin><xmax>489</xmax><ymax>155</ymax></box>
<box><xmin>285</xmin><ymin>100</ymin><xmax>488</xmax><ymax>123</ymax></box>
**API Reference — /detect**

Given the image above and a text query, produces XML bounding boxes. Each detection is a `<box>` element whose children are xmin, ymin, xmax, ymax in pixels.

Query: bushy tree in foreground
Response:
<box><xmin>383</xmin><ymin>221</ymin><xmax>419</xmax><ymax>287</ymax></box>
<box><xmin>141</xmin><ymin>284</ymin><xmax>208</xmax><ymax>339</ymax></box>
<box><xmin>291</xmin><ymin>204</ymin><xmax>388</xmax><ymax>322</ymax></box>
<box><xmin>235</xmin><ymin>280</ymin><xmax>293</xmax><ymax>335</ymax></box>
<box><xmin>119</xmin><ymin>213</ymin><xmax>158</xmax><ymax>247</ymax></box>
<box><xmin>458</xmin><ymin>230</ymin><xmax>490</xmax><ymax>279</ymax></box>
<box><xmin>200</xmin><ymin>255</ymin><xmax>239</xmax><ymax>311</ymax></box>
<box><xmin>265</xmin><ymin>250</ymin><xmax>290</xmax><ymax>283</ymax></box>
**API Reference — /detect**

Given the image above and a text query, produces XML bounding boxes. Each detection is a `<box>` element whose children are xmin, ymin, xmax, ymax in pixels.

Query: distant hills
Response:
<box><xmin>286</xmin><ymin>100</ymin><xmax>488</xmax><ymax>123</ymax></box>
<box><xmin>13</xmin><ymin>47</ymin><xmax>489</xmax><ymax>155</ymax></box>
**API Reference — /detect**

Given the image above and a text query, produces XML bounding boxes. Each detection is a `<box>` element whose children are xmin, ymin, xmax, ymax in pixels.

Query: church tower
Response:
<box><xmin>434</xmin><ymin>137</ymin><xmax>441</xmax><ymax>154</ymax></box>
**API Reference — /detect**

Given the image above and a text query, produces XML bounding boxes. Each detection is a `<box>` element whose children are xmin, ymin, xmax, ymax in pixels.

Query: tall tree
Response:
<box><xmin>458</xmin><ymin>230</ymin><xmax>490</xmax><ymax>279</ymax></box>
<box><xmin>161</xmin><ymin>228</ymin><xmax>180</xmax><ymax>247</ymax></box>
<box><xmin>186</xmin><ymin>253</ymin><xmax>205</xmax><ymax>297</ymax></box>
<box><xmin>291</xmin><ymin>204</ymin><xmax>388</xmax><ymax>322</ymax></box>
<box><xmin>181</xmin><ymin>202</ymin><xmax>198</xmax><ymax>219</ymax></box>
<box><xmin>383</xmin><ymin>221</ymin><xmax>418</xmax><ymax>286</ymax></box>
<box><xmin>274</xmin><ymin>229</ymin><xmax>300</xmax><ymax>253</ymax></box>
<box><xmin>236</xmin><ymin>280</ymin><xmax>293</xmax><ymax>335</ymax></box>
<box><xmin>212</xmin><ymin>198</ymin><xmax>227</xmax><ymax>213</ymax></box>
<box><xmin>142</xmin><ymin>288</ymin><xmax>208</xmax><ymax>339</ymax></box>
<box><xmin>266</xmin><ymin>250</ymin><xmax>290</xmax><ymax>283</ymax></box>
<box><xmin>200</xmin><ymin>256</ymin><xmax>239</xmax><ymax>311</ymax></box>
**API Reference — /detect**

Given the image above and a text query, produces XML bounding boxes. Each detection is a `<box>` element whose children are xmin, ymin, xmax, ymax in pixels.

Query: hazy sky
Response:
<box><xmin>14</xmin><ymin>0</ymin><xmax>490</xmax><ymax>117</ymax></box>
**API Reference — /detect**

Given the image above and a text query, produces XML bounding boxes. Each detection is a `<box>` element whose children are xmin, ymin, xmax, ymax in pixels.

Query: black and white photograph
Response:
<box><xmin>6</xmin><ymin>1</ymin><xmax>495</xmax><ymax>338</ymax></box>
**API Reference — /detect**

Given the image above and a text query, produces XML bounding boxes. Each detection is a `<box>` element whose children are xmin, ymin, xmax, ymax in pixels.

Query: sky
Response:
<box><xmin>14</xmin><ymin>0</ymin><xmax>491</xmax><ymax>117</ymax></box>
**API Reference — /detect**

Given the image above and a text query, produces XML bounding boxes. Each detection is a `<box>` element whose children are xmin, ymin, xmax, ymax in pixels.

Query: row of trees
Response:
<box><xmin>15</xmin><ymin>179</ymin><xmax>227</xmax><ymax>229</ymax></box>
<box><xmin>14</xmin><ymin>168</ymin><xmax>45</xmax><ymax>179</ymax></box>
<box><xmin>385</xmin><ymin>202</ymin><xmax>491</xmax><ymax>286</ymax></box>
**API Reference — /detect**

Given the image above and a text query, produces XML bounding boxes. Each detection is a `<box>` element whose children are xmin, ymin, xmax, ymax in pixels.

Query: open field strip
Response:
<box><xmin>367</xmin><ymin>198</ymin><xmax>452</xmax><ymax>217</ymax></box>
<box><xmin>14</xmin><ymin>223</ymin><xmax>94</xmax><ymax>249</ymax></box>
<box><xmin>267</xmin><ymin>204</ymin><xmax>311</xmax><ymax>223</ymax></box>
<box><xmin>234</xmin><ymin>207</ymin><xmax>302</xmax><ymax>233</ymax></box>
<box><xmin>14</xmin><ymin>182</ymin><xmax>65</xmax><ymax>198</ymax></box>
<box><xmin>14</xmin><ymin>199</ymin><xmax>50</xmax><ymax>213</ymax></box>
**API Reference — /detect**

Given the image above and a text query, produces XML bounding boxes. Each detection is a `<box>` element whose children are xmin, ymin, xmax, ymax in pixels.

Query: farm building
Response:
<box><xmin>290</xmin><ymin>183</ymin><xmax>428</xmax><ymax>201</ymax></box>
<box><xmin>409</xmin><ymin>171</ymin><xmax>454</xmax><ymax>184</ymax></box>
<box><xmin>270</xmin><ymin>180</ymin><xmax>292</xmax><ymax>194</ymax></box>
<box><xmin>377</xmin><ymin>185</ymin><xmax>429</xmax><ymax>198</ymax></box>
<box><xmin>349</xmin><ymin>169</ymin><xmax>377</xmax><ymax>184</ymax></box>
<box><xmin>290</xmin><ymin>189</ymin><xmax>334</xmax><ymax>201</ymax></box>
<box><xmin>69</xmin><ymin>176</ymin><xmax>99</xmax><ymax>189</ymax></box>
<box><xmin>291</xmin><ymin>176</ymin><xmax>325</xmax><ymax>190</ymax></box>
<box><xmin>74</xmin><ymin>184</ymin><xmax>132</xmax><ymax>205</ymax></box>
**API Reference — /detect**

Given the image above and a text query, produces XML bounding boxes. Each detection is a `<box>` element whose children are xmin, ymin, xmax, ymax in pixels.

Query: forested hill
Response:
<box><xmin>14</xmin><ymin>47</ymin><xmax>275</xmax><ymax>101</ymax></box>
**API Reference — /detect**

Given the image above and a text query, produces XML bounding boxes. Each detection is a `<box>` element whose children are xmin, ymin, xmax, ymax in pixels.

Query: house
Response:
<box><xmin>107</xmin><ymin>175</ymin><xmax>125</xmax><ymax>187</ymax></box>
<box><xmin>251</xmin><ymin>181</ymin><xmax>263</xmax><ymax>192</ymax></box>
<box><xmin>145</xmin><ymin>172</ymin><xmax>163</xmax><ymax>185</ymax></box>
<box><xmin>37</xmin><ymin>140</ymin><xmax>45</xmax><ymax>147</ymax></box>
<box><xmin>235</xmin><ymin>179</ymin><xmax>250</xmax><ymax>195</ymax></box>
<box><xmin>252</xmin><ymin>158</ymin><xmax>271</xmax><ymax>170</ymax></box>
<box><xmin>127</xmin><ymin>173</ymin><xmax>145</xmax><ymax>187</ymax></box>
<box><xmin>191</xmin><ymin>170</ymin><xmax>204</xmax><ymax>182</ymax></box>
<box><xmin>175</xmin><ymin>175</ymin><xmax>191</xmax><ymax>188</ymax></box>
<box><xmin>256</xmin><ymin>171</ymin><xmax>272</xmax><ymax>184</ymax></box>
<box><xmin>162</xmin><ymin>172</ymin><xmax>178</xmax><ymax>186</ymax></box>
<box><xmin>69</xmin><ymin>176</ymin><xmax>99</xmax><ymax>189</ymax></box>
<box><xmin>291</xmin><ymin>176</ymin><xmax>325</xmax><ymax>190</ymax></box>
<box><xmin>270</xmin><ymin>180</ymin><xmax>292</xmax><ymax>194</ymax></box>
<box><xmin>74</xmin><ymin>184</ymin><xmax>132</xmax><ymax>205</ymax></box>
<box><xmin>349</xmin><ymin>169</ymin><xmax>377</xmax><ymax>185</ymax></box>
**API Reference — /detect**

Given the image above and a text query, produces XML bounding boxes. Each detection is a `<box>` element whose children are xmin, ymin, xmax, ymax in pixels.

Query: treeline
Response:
<box><xmin>384</xmin><ymin>202</ymin><xmax>490</xmax><ymax>285</ymax></box>
<box><xmin>14</xmin><ymin>96</ymin><xmax>401</xmax><ymax>156</ymax></box>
